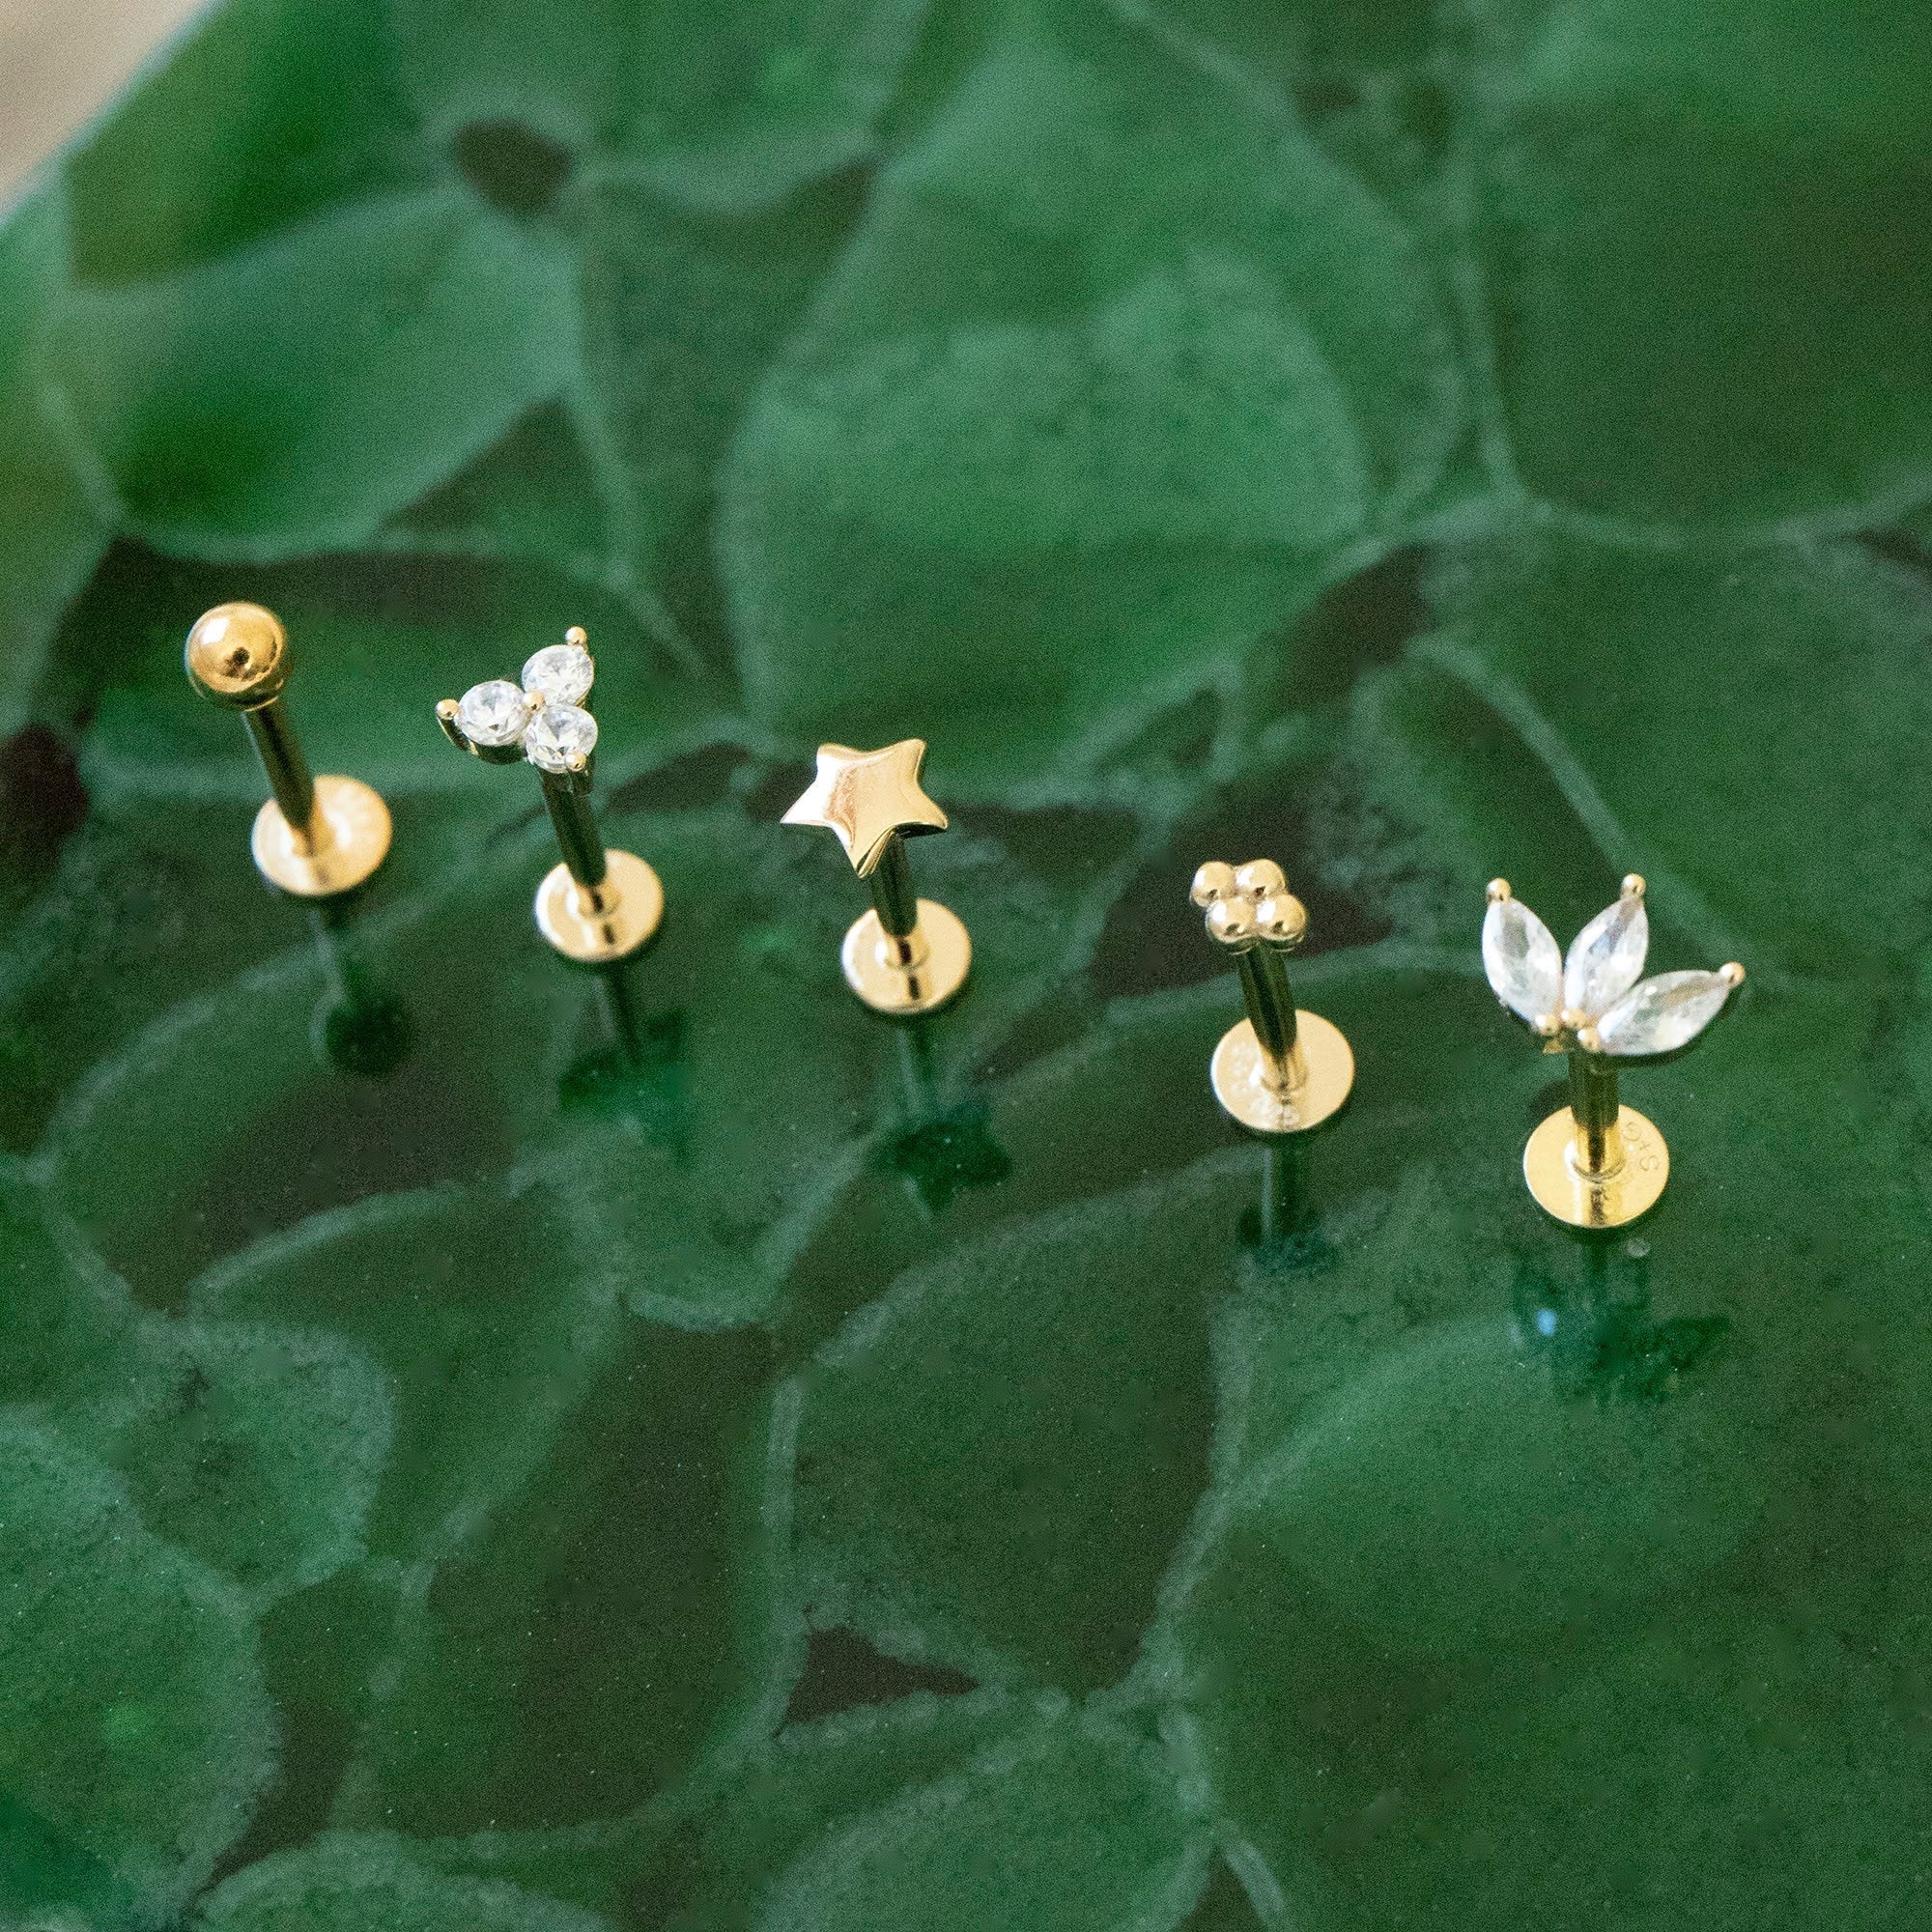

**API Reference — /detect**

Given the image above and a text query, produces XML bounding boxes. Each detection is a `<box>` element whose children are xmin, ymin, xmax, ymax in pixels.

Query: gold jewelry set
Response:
<box><xmin>186</xmin><ymin>601</ymin><xmax>1744</xmax><ymax>1233</ymax></box>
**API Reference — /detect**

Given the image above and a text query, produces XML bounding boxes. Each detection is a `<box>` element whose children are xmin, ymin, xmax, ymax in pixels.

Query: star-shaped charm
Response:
<box><xmin>781</xmin><ymin>740</ymin><xmax>949</xmax><ymax>876</ymax></box>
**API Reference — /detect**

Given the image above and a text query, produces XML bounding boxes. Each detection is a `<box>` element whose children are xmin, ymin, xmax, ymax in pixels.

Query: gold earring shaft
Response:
<box><xmin>867</xmin><ymin>833</ymin><xmax>926</xmax><ymax>970</ymax></box>
<box><xmin>540</xmin><ymin>771</ymin><xmax>609</xmax><ymax>894</ymax></box>
<box><xmin>243</xmin><ymin>697</ymin><xmax>319</xmax><ymax>850</ymax></box>
<box><xmin>1234</xmin><ymin>942</ymin><xmax>1304</xmax><ymax>1095</ymax></box>
<box><xmin>1567</xmin><ymin>1049</ymin><xmax>1622</xmax><ymax>1179</ymax></box>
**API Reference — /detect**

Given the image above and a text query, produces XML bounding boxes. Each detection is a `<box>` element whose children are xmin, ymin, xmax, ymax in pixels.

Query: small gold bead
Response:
<box><xmin>185</xmin><ymin>602</ymin><xmax>290</xmax><ymax>709</ymax></box>
<box><xmin>1253</xmin><ymin>893</ymin><xmax>1307</xmax><ymax>947</ymax></box>
<box><xmin>1206</xmin><ymin>895</ymin><xmax>1258</xmax><ymax>949</ymax></box>
<box><xmin>1234</xmin><ymin>858</ymin><xmax>1287</xmax><ymax>899</ymax></box>
<box><xmin>1190</xmin><ymin>860</ymin><xmax>1236</xmax><ymax>907</ymax></box>
<box><xmin>1486</xmin><ymin>877</ymin><xmax>1512</xmax><ymax>904</ymax></box>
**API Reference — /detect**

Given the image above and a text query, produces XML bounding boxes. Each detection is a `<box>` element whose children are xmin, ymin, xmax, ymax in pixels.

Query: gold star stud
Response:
<box><xmin>781</xmin><ymin>738</ymin><xmax>970</xmax><ymax>1016</ymax></box>
<box><xmin>781</xmin><ymin>740</ymin><xmax>949</xmax><ymax>878</ymax></box>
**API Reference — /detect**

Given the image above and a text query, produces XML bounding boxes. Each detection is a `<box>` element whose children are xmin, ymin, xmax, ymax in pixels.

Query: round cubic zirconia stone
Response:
<box><xmin>521</xmin><ymin>641</ymin><xmax>594</xmax><ymax>707</ymax></box>
<box><xmin>456</xmin><ymin>679</ymin><xmax>532</xmax><ymax>748</ymax></box>
<box><xmin>525</xmin><ymin>702</ymin><xmax>598</xmax><ymax>774</ymax></box>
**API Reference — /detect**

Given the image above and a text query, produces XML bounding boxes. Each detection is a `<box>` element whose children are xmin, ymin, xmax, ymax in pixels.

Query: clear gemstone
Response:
<box><xmin>455</xmin><ymin>679</ymin><xmax>531</xmax><ymax>748</ymax></box>
<box><xmin>1563</xmin><ymin>894</ymin><xmax>1649</xmax><ymax>1017</ymax></box>
<box><xmin>1595</xmin><ymin>970</ymin><xmax>1731</xmax><ymax>1056</ymax></box>
<box><xmin>521</xmin><ymin>641</ymin><xmax>594</xmax><ymax>706</ymax></box>
<box><xmin>1482</xmin><ymin>896</ymin><xmax>1562</xmax><ymax>1024</ymax></box>
<box><xmin>525</xmin><ymin>702</ymin><xmax>597</xmax><ymax>774</ymax></box>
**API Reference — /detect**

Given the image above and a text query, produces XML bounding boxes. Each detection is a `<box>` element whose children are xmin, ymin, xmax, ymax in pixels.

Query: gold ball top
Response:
<box><xmin>1621</xmin><ymin>872</ymin><xmax>1646</xmax><ymax>898</ymax></box>
<box><xmin>1190</xmin><ymin>860</ymin><xmax>1236</xmax><ymax>907</ymax></box>
<box><xmin>1206</xmin><ymin>896</ymin><xmax>1257</xmax><ymax>949</ymax></box>
<box><xmin>1720</xmin><ymin>961</ymin><xmax>1747</xmax><ymax>987</ymax></box>
<box><xmin>1234</xmin><ymin>859</ymin><xmax>1286</xmax><ymax>899</ymax></box>
<box><xmin>1486</xmin><ymin>877</ymin><xmax>1512</xmax><ymax>904</ymax></box>
<box><xmin>185</xmin><ymin>602</ymin><xmax>290</xmax><ymax>708</ymax></box>
<box><xmin>1253</xmin><ymin>893</ymin><xmax>1307</xmax><ymax>947</ymax></box>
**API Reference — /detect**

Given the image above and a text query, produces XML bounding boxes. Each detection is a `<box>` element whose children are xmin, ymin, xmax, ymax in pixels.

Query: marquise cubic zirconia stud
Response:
<box><xmin>1191</xmin><ymin>859</ymin><xmax>1353</xmax><ymax>1134</ymax></box>
<box><xmin>1483</xmin><ymin>872</ymin><xmax>1744</xmax><ymax>1228</ymax></box>
<box><xmin>437</xmin><ymin>628</ymin><xmax>663</xmax><ymax>963</ymax></box>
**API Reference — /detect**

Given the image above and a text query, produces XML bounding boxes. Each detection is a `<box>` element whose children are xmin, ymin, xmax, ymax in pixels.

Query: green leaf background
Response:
<box><xmin>2</xmin><ymin>0</ymin><xmax>1930</xmax><ymax>1925</ymax></box>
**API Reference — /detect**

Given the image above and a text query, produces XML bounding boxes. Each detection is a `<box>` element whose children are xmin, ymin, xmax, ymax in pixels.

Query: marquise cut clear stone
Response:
<box><xmin>1563</xmin><ymin>894</ymin><xmax>1648</xmax><ymax>1017</ymax></box>
<box><xmin>522</xmin><ymin>641</ymin><xmax>594</xmax><ymax>706</ymax></box>
<box><xmin>456</xmin><ymin>679</ymin><xmax>531</xmax><ymax>748</ymax></box>
<box><xmin>525</xmin><ymin>702</ymin><xmax>597</xmax><ymax>774</ymax></box>
<box><xmin>1482</xmin><ymin>896</ymin><xmax>1562</xmax><ymax>1024</ymax></box>
<box><xmin>1595</xmin><ymin>970</ymin><xmax>1731</xmax><ymax>1056</ymax></box>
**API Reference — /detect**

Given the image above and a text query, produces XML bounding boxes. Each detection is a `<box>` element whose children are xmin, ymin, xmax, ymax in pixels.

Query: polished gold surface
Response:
<box><xmin>185</xmin><ymin>601</ymin><xmax>291</xmax><ymax>708</ymax></box>
<box><xmin>1524</xmin><ymin>1103</ymin><xmax>1668</xmax><ymax>1229</ymax></box>
<box><xmin>839</xmin><ymin>898</ymin><xmax>972</xmax><ymax>1016</ymax></box>
<box><xmin>534</xmin><ymin>850</ymin><xmax>665</xmax><ymax>964</ymax></box>
<box><xmin>249</xmin><ymin>777</ymin><xmax>391</xmax><ymax>897</ymax></box>
<box><xmin>1191</xmin><ymin>857</ymin><xmax>1353</xmax><ymax>1136</ymax></box>
<box><xmin>1484</xmin><ymin>872</ymin><xmax>1745</xmax><ymax>1228</ymax></box>
<box><xmin>186</xmin><ymin>602</ymin><xmax>389</xmax><ymax>897</ymax></box>
<box><xmin>784</xmin><ymin>739</ymin><xmax>971</xmax><ymax>1015</ymax></box>
<box><xmin>1210</xmin><ymin>1009</ymin><xmax>1355</xmax><ymax>1136</ymax></box>
<box><xmin>781</xmin><ymin>739</ymin><xmax>949</xmax><ymax>875</ymax></box>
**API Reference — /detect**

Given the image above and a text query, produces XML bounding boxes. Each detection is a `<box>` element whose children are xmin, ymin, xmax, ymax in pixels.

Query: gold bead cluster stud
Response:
<box><xmin>1190</xmin><ymin>858</ymin><xmax>1353</xmax><ymax>1135</ymax></box>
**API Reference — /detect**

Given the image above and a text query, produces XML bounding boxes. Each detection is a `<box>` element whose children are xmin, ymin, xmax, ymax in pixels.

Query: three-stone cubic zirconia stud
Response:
<box><xmin>782</xmin><ymin>739</ymin><xmax>971</xmax><ymax>1016</ymax></box>
<box><xmin>437</xmin><ymin>628</ymin><xmax>663</xmax><ymax>964</ymax></box>
<box><xmin>1483</xmin><ymin>872</ymin><xmax>1744</xmax><ymax>1229</ymax></box>
<box><xmin>185</xmin><ymin>601</ymin><xmax>392</xmax><ymax>897</ymax></box>
<box><xmin>1191</xmin><ymin>859</ymin><xmax>1354</xmax><ymax>1135</ymax></box>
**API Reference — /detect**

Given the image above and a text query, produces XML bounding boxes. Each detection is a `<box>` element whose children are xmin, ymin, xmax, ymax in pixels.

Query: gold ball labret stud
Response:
<box><xmin>1482</xmin><ymin>872</ymin><xmax>1745</xmax><ymax>1229</ymax></box>
<box><xmin>437</xmin><ymin>627</ymin><xmax>663</xmax><ymax>964</ymax></box>
<box><xmin>1191</xmin><ymin>859</ymin><xmax>1353</xmax><ymax>1134</ymax></box>
<box><xmin>781</xmin><ymin>739</ymin><xmax>970</xmax><ymax>1016</ymax></box>
<box><xmin>185</xmin><ymin>602</ymin><xmax>391</xmax><ymax>896</ymax></box>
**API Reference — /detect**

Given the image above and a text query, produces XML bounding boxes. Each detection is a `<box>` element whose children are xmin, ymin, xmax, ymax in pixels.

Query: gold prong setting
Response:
<box><xmin>439</xmin><ymin>629</ymin><xmax>598</xmax><ymax>776</ymax></box>
<box><xmin>1481</xmin><ymin>872</ymin><xmax>1743</xmax><ymax>1061</ymax></box>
